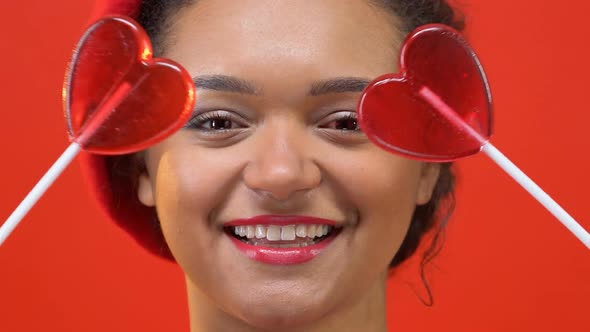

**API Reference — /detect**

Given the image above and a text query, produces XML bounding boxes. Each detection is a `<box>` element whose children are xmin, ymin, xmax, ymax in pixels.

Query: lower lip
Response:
<box><xmin>227</xmin><ymin>233</ymin><xmax>337</xmax><ymax>265</ymax></box>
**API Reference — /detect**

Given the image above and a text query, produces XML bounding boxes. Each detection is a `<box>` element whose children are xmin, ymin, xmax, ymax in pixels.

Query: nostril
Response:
<box><xmin>242</xmin><ymin>152</ymin><xmax>322</xmax><ymax>201</ymax></box>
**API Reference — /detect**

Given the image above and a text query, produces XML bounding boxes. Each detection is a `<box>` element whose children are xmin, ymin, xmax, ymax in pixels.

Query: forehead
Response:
<box><xmin>164</xmin><ymin>0</ymin><xmax>403</xmax><ymax>86</ymax></box>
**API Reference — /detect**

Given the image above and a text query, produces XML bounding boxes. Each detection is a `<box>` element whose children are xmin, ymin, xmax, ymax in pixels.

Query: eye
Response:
<box><xmin>184</xmin><ymin>110</ymin><xmax>248</xmax><ymax>132</ymax></box>
<box><xmin>319</xmin><ymin>111</ymin><xmax>362</xmax><ymax>132</ymax></box>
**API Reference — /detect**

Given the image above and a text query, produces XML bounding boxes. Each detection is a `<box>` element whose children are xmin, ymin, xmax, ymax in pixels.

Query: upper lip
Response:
<box><xmin>224</xmin><ymin>215</ymin><xmax>341</xmax><ymax>227</ymax></box>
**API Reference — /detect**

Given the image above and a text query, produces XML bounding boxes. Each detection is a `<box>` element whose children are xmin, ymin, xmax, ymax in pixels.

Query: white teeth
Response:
<box><xmin>295</xmin><ymin>224</ymin><xmax>307</xmax><ymax>238</ymax></box>
<box><xmin>307</xmin><ymin>225</ymin><xmax>317</xmax><ymax>238</ymax></box>
<box><xmin>246</xmin><ymin>226</ymin><xmax>255</xmax><ymax>239</ymax></box>
<box><xmin>267</xmin><ymin>225</ymin><xmax>281</xmax><ymax>241</ymax></box>
<box><xmin>281</xmin><ymin>225</ymin><xmax>296</xmax><ymax>240</ymax></box>
<box><xmin>232</xmin><ymin>224</ymin><xmax>335</xmax><ymax>242</ymax></box>
<box><xmin>255</xmin><ymin>225</ymin><xmax>266</xmax><ymax>239</ymax></box>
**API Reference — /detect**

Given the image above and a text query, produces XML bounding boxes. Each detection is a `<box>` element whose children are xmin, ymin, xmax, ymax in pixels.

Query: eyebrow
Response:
<box><xmin>192</xmin><ymin>75</ymin><xmax>371</xmax><ymax>96</ymax></box>
<box><xmin>193</xmin><ymin>75</ymin><xmax>259</xmax><ymax>94</ymax></box>
<box><xmin>309</xmin><ymin>77</ymin><xmax>371</xmax><ymax>96</ymax></box>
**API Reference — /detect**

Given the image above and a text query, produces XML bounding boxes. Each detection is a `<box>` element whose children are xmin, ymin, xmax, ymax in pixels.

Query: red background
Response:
<box><xmin>1</xmin><ymin>1</ymin><xmax>589</xmax><ymax>331</ymax></box>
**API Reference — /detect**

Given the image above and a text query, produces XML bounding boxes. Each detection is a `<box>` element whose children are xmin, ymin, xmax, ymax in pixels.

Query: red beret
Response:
<box><xmin>79</xmin><ymin>0</ymin><xmax>175</xmax><ymax>261</ymax></box>
<box><xmin>89</xmin><ymin>0</ymin><xmax>141</xmax><ymax>22</ymax></box>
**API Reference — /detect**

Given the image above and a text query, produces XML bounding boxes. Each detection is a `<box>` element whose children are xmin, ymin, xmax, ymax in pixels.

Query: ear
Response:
<box><xmin>137</xmin><ymin>171</ymin><xmax>155</xmax><ymax>207</ymax></box>
<box><xmin>416</xmin><ymin>162</ymin><xmax>441</xmax><ymax>205</ymax></box>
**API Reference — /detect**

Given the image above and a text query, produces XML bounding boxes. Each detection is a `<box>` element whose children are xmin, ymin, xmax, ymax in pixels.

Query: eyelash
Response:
<box><xmin>184</xmin><ymin>110</ymin><xmax>247</xmax><ymax>132</ymax></box>
<box><xmin>319</xmin><ymin>111</ymin><xmax>362</xmax><ymax>133</ymax></box>
<box><xmin>184</xmin><ymin>110</ymin><xmax>362</xmax><ymax>135</ymax></box>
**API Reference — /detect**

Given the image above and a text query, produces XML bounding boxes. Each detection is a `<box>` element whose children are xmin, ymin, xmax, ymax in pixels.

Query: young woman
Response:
<box><xmin>83</xmin><ymin>0</ymin><xmax>461</xmax><ymax>330</ymax></box>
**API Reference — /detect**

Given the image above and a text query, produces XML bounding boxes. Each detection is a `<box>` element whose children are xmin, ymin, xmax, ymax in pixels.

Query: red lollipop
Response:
<box><xmin>65</xmin><ymin>16</ymin><xmax>194</xmax><ymax>154</ymax></box>
<box><xmin>359</xmin><ymin>24</ymin><xmax>492</xmax><ymax>162</ymax></box>
<box><xmin>358</xmin><ymin>24</ymin><xmax>589</xmax><ymax>249</ymax></box>
<box><xmin>0</xmin><ymin>16</ymin><xmax>195</xmax><ymax>245</ymax></box>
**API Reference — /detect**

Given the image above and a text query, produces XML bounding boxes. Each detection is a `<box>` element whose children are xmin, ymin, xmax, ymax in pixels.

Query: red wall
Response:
<box><xmin>1</xmin><ymin>1</ymin><xmax>588</xmax><ymax>331</ymax></box>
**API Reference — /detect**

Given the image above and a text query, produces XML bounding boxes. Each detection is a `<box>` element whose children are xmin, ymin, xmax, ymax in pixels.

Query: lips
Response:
<box><xmin>224</xmin><ymin>215</ymin><xmax>343</xmax><ymax>265</ymax></box>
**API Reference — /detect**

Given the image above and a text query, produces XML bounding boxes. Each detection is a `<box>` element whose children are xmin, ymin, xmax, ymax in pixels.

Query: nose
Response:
<box><xmin>243</xmin><ymin>121</ymin><xmax>321</xmax><ymax>201</ymax></box>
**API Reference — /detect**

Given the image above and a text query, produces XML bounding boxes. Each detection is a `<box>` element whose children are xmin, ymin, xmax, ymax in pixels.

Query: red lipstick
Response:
<box><xmin>224</xmin><ymin>215</ymin><xmax>340</xmax><ymax>265</ymax></box>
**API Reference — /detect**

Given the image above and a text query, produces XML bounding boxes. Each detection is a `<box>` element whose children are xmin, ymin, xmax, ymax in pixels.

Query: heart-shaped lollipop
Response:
<box><xmin>64</xmin><ymin>16</ymin><xmax>195</xmax><ymax>154</ymax></box>
<box><xmin>358</xmin><ymin>24</ymin><xmax>493</xmax><ymax>162</ymax></box>
<box><xmin>0</xmin><ymin>16</ymin><xmax>196</xmax><ymax>246</ymax></box>
<box><xmin>357</xmin><ymin>24</ymin><xmax>589</xmax><ymax>249</ymax></box>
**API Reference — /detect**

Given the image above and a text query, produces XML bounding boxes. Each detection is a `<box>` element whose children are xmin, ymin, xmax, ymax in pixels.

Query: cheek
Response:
<box><xmin>332</xmin><ymin>148</ymin><xmax>422</xmax><ymax>215</ymax></box>
<box><xmin>147</xmin><ymin>146</ymin><xmax>250</xmax><ymax>303</ymax></box>
<box><xmin>146</xmin><ymin>142</ymin><xmax>243</xmax><ymax>257</ymax></box>
<box><xmin>330</xmin><ymin>150</ymin><xmax>422</xmax><ymax>261</ymax></box>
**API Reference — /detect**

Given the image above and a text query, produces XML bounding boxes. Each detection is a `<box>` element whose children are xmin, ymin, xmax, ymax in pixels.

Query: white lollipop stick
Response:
<box><xmin>0</xmin><ymin>82</ymin><xmax>132</xmax><ymax>246</ymax></box>
<box><xmin>419</xmin><ymin>86</ymin><xmax>590</xmax><ymax>249</ymax></box>
<box><xmin>0</xmin><ymin>143</ymin><xmax>81</xmax><ymax>245</ymax></box>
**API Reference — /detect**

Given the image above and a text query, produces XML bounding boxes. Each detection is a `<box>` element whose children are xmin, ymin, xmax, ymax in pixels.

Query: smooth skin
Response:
<box><xmin>137</xmin><ymin>0</ymin><xmax>441</xmax><ymax>331</ymax></box>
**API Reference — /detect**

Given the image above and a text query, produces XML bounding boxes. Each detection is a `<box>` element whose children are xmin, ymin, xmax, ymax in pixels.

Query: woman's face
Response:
<box><xmin>138</xmin><ymin>0</ymin><xmax>440</xmax><ymax>328</ymax></box>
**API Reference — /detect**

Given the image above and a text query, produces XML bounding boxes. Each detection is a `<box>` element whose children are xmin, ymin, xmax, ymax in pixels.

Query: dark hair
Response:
<box><xmin>120</xmin><ymin>0</ymin><xmax>462</xmax><ymax>301</ymax></box>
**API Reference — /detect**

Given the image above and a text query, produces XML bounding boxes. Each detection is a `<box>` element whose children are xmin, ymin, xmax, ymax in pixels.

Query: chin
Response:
<box><xmin>234</xmin><ymin>301</ymin><xmax>328</xmax><ymax>331</ymax></box>
<box><xmin>225</xmin><ymin>283</ymin><xmax>336</xmax><ymax>330</ymax></box>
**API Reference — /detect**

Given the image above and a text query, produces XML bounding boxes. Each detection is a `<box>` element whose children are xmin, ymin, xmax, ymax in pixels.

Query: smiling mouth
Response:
<box><xmin>224</xmin><ymin>224</ymin><xmax>342</xmax><ymax>248</ymax></box>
